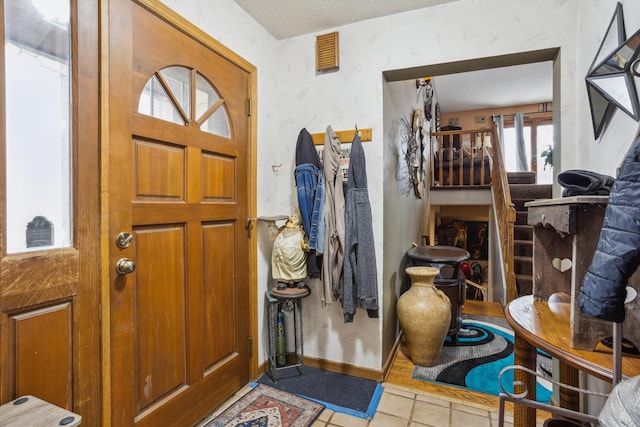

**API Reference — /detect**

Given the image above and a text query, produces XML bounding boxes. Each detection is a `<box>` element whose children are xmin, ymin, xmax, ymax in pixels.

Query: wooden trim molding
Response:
<box><xmin>310</xmin><ymin>128</ymin><xmax>372</xmax><ymax>145</ymax></box>
<box><xmin>257</xmin><ymin>356</ymin><xmax>384</xmax><ymax>383</ymax></box>
<box><xmin>134</xmin><ymin>0</ymin><xmax>255</xmax><ymax>73</ymax></box>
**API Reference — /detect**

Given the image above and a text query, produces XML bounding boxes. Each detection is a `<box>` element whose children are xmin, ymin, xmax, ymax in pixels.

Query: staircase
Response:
<box><xmin>507</xmin><ymin>172</ymin><xmax>552</xmax><ymax>296</ymax></box>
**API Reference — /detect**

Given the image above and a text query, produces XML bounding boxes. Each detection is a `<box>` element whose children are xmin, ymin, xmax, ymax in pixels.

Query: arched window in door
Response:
<box><xmin>138</xmin><ymin>65</ymin><xmax>230</xmax><ymax>138</ymax></box>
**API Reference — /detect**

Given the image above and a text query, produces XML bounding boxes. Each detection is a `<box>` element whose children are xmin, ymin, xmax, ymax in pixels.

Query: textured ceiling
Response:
<box><xmin>434</xmin><ymin>61</ymin><xmax>553</xmax><ymax>112</ymax></box>
<box><xmin>232</xmin><ymin>0</ymin><xmax>461</xmax><ymax>40</ymax></box>
<box><xmin>231</xmin><ymin>0</ymin><xmax>552</xmax><ymax>112</ymax></box>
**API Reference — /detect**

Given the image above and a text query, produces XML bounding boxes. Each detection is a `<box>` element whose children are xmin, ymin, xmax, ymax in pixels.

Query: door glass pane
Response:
<box><xmin>195</xmin><ymin>72</ymin><xmax>219</xmax><ymax>120</ymax></box>
<box><xmin>4</xmin><ymin>0</ymin><xmax>72</xmax><ymax>253</ymax></box>
<box><xmin>200</xmin><ymin>107</ymin><xmax>230</xmax><ymax>137</ymax></box>
<box><xmin>138</xmin><ymin>75</ymin><xmax>185</xmax><ymax>125</ymax></box>
<box><xmin>139</xmin><ymin>67</ymin><xmax>231</xmax><ymax>137</ymax></box>
<box><xmin>159</xmin><ymin>66</ymin><xmax>191</xmax><ymax>120</ymax></box>
<box><xmin>194</xmin><ymin>71</ymin><xmax>230</xmax><ymax>137</ymax></box>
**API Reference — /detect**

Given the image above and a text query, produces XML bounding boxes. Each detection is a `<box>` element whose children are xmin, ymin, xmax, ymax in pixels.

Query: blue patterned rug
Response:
<box><xmin>412</xmin><ymin>318</ymin><xmax>553</xmax><ymax>403</ymax></box>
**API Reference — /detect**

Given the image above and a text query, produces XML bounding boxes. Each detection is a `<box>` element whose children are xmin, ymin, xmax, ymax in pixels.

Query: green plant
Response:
<box><xmin>541</xmin><ymin>145</ymin><xmax>553</xmax><ymax>170</ymax></box>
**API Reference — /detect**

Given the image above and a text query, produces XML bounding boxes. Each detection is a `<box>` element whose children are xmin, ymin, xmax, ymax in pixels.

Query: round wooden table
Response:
<box><xmin>505</xmin><ymin>295</ymin><xmax>640</xmax><ymax>427</ymax></box>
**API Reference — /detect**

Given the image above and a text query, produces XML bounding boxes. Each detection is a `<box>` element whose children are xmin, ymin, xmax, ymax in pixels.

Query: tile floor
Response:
<box><xmin>198</xmin><ymin>381</ymin><xmax>549</xmax><ymax>427</ymax></box>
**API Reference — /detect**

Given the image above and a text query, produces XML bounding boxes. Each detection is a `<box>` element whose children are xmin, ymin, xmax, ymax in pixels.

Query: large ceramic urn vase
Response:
<box><xmin>397</xmin><ymin>266</ymin><xmax>451</xmax><ymax>366</ymax></box>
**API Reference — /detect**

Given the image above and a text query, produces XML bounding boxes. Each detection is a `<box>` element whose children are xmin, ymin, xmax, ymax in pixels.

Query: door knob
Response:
<box><xmin>116</xmin><ymin>258</ymin><xmax>136</xmax><ymax>275</ymax></box>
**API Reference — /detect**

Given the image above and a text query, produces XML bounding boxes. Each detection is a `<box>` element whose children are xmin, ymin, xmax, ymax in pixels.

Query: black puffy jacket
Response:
<box><xmin>579</xmin><ymin>135</ymin><xmax>640</xmax><ymax>323</ymax></box>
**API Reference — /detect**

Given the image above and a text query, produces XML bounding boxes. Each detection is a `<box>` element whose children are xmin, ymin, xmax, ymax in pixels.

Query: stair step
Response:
<box><xmin>514</xmin><ymin>224</ymin><xmax>533</xmax><ymax>240</ymax></box>
<box><xmin>504</xmin><ymin>181</ymin><xmax>551</xmax><ymax>298</ymax></box>
<box><xmin>507</xmin><ymin>171</ymin><xmax>536</xmax><ymax>184</ymax></box>
<box><xmin>511</xmin><ymin>199</ymin><xmax>530</xmax><ymax>212</ymax></box>
<box><xmin>509</xmin><ymin>184</ymin><xmax>552</xmax><ymax>200</ymax></box>
<box><xmin>514</xmin><ymin>255</ymin><xmax>533</xmax><ymax>275</ymax></box>
<box><xmin>515</xmin><ymin>274</ymin><xmax>533</xmax><ymax>296</ymax></box>
<box><xmin>514</xmin><ymin>239</ymin><xmax>533</xmax><ymax>257</ymax></box>
<box><xmin>516</xmin><ymin>211</ymin><xmax>528</xmax><ymax>225</ymax></box>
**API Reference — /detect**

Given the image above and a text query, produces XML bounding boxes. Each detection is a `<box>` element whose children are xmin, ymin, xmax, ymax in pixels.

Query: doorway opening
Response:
<box><xmin>381</xmin><ymin>48</ymin><xmax>559</xmax><ymax>307</ymax></box>
<box><xmin>383</xmin><ymin>48</ymin><xmax>560</xmax><ymax>184</ymax></box>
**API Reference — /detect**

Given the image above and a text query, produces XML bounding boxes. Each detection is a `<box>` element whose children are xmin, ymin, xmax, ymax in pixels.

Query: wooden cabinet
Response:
<box><xmin>526</xmin><ymin>196</ymin><xmax>640</xmax><ymax>352</ymax></box>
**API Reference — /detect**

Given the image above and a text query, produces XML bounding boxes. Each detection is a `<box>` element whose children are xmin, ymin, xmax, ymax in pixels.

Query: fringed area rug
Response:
<box><xmin>203</xmin><ymin>384</ymin><xmax>324</xmax><ymax>427</ymax></box>
<box><xmin>412</xmin><ymin>316</ymin><xmax>553</xmax><ymax>403</ymax></box>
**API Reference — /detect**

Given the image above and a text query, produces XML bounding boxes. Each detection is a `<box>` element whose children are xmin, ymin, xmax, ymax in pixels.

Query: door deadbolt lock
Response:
<box><xmin>116</xmin><ymin>258</ymin><xmax>136</xmax><ymax>275</ymax></box>
<box><xmin>116</xmin><ymin>232</ymin><xmax>133</xmax><ymax>249</ymax></box>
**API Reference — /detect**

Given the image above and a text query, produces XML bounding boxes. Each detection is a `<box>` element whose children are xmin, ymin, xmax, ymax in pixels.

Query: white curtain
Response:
<box><xmin>514</xmin><ymin>112</ymin><xmax>528</xmax><ymax>171</ymax></box>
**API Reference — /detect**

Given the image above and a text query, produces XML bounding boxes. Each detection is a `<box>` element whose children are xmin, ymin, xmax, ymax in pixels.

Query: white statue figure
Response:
<box><xmin>271</xmin><ymin>213</ymin><xmax>308</xmax><ymax>291</ymax></box>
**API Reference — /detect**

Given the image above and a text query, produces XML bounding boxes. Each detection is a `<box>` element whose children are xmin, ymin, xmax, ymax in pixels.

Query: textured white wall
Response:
<box><xmin>382</xmin><ymin>80</ymin><xmax>429</xmax><ymax>360</ymax></box>
<box><xmin>162</xmin><ymin>0</ymin><xmax>640</xmax><ymax>371</ymax></box>
<box><xmin>575</xmin><ymin>0</ymin><xmax>640</xmax><ymax>176</ymax></box>
<box><xmin>269</xmin><ymin>0</ymin><xmax>580</xmax><ymax>371</ymax></box>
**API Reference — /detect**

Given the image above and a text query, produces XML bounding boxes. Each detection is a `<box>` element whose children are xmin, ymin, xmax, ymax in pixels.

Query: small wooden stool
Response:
<box><xmin>0</xmin><ymin>395</ymin><xmax>81</xmax><ymax>426</ymax></box>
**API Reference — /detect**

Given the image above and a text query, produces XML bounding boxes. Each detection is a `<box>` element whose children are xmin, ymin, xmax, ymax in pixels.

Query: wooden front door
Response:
<box><xmin>0</xmin><ymin>0</ymin><xmax>100</xmax><ymax>425</ymax></box>
<box><xmin>107</xmin><ymin>1</ymin><xmax>254</xmax><ymax>425</ymax></box>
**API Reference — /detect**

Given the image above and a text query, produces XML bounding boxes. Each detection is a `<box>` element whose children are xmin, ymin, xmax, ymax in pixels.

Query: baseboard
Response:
<box><xmin>257</xmin><ymin>360</ymin><xmax>269</xmax><ymax>377</ymax></box>
<box><xmin>256</xmin><ymin>357</ymin><xmax>384</xmax><ymax>382</ymax></box>
<box><xmin>303</xmin><ymin>356</ymin><xmax>383</xmax><ymax>382</ymax></box>
<box><xmin>383</xmin><ymin>332</ymin><xmax>403</xmax><ymax>382</ymax></box>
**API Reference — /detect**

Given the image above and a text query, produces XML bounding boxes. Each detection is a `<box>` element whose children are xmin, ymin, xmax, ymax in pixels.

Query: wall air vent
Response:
<box><xmin>316</xmin><ymin>32</ymin><xmax>339</xmax><ymax>72</ymax></box>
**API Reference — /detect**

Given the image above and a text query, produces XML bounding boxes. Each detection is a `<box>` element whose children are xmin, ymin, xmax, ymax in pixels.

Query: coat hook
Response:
<box><xmin>354</xmin><ymin>124</ymin><xmax>360</xmax><ymax>136</ymax></box>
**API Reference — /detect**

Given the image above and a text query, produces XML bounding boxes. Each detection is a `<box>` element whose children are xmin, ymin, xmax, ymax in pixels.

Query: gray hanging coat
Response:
<box><xmin>341</xmin><ymin>134</ymin><xmax>379</xmax><ymax>322</ymax></box>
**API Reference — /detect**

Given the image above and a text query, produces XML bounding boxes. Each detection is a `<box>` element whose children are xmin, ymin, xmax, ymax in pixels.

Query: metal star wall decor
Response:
<box><xmin>585</xmin><ymin>2</ymin><xmax>640</xmax><ymax>138</ymax></box>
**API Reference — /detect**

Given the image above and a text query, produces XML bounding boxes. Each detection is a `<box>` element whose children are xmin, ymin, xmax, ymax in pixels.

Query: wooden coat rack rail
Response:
<box><xmin>310</xmin><ymin>128</ymin><xmax>372</xmax><ymax>145</ymax></box>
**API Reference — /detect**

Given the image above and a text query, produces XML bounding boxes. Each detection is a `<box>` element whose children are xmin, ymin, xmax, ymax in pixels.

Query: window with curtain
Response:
<box><xmin>502</xmin><ymin>116</ymin><xmax>553</xmax><ymax>184</ymax></box>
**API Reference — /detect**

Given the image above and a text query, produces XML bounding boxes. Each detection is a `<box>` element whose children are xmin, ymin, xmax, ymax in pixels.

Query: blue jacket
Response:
<box><xmin>579</xmin><ymin>135</ymin><xmax>640</xmax><ymax>323</ymax></box>
<box><xmin>295</xmin><ymin>128</ymin><xmax>325</xmax><ymax>279</ymax></box>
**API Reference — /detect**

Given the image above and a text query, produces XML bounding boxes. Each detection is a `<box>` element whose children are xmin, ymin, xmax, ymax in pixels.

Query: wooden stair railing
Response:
<box><xmin>488</xmin><ymin>123</ymin><xmax>517</xmax><ymax>303</ymax></box>
<box><xmin>428</xmin><ymin>125</ymin><xmax>517</xmax><ymax>303</ymax></box>
<box><xmin>429</xmin><ymin>129</ymin><xmax>491</xmax><ymax>188</ymax></box>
